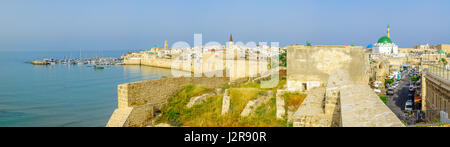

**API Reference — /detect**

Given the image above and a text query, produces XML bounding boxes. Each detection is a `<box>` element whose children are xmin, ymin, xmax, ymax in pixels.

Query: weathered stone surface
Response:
<box><xmin>107</xmin><ymin>103</ymin><xmax>160</xmax><ymax>127</ymax></box>
<box><xmin>276</xmin><ymin>90</ymin><xmax>286</xmax><ymax>119</ymax></box>
<box><xmin>108</xmin><ymin>77</ymin><xmax>231</xmax><ymax>127</ymax></box>
<box><xmin>221</xmin><ymin>89</ymin><xmax>230</xmax><ymax>115</ymax></box>
<box><xmin>287</xmin><ymin>45</ymin><xmax>369</xmax><ymax>91</ymax></box>
<box><xmin>123</xmin><ymin>52</ymin><xmax>269</xmax><ymax>81</ymax></box>
<box><xmin>153</xmin><ymin>123</ymin><xmax>172</xmax><ymax>127</ymax></box>
<box><xmin>324</xmin><ymin>70</ymin><xmax>353</xmax><ymax>127</ymax></box>
<box><xmin>123</xmin><ymin>104</ymin><xmax>155</xmax><ymax>127</ymax></box>
<box><xmin>241</xmin><ymin>91</ymin><xmax>273</xmax><ymax>117</ymax></box>
<box><xmin>118</xmin><ymin>77</ymin><xmax>229</xmax><ymax>108</ymax></box>
<box><xmin>292</xmin><ymin>88</ymin><xmax>329</xmax><ymax>127</ymax></box>
<box><xmin>340</xmin><ymin>84</ymin><xmax>404</xmax><ymax>127</ymax></box>
<box><xmin>187</xmin><ymin>93</ymin><xmax>211</xmax><ymax>108</ymax></box>
<box><xmin>106</xmin><ymin>107</ymin><xmax>133</xmax><ymax>127</ymax></box>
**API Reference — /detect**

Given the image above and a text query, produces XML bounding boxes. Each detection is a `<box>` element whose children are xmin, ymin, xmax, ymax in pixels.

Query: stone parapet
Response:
<box><xmin>287</xmin><ymin>45</ymin><xmax>369</xmax><ymax>91</ymax></box>
<box><xmin>340</xmin><ymin>84</ymin><xmax>404</xmax><ymax>127</ymax></box>
<box><xmin>106</xmin><ymin>107</ymin><xmax>133</xmax><ymax>127</ymax></box>
<box><xmin>118</xmin><ymin>77</ymin><xmax>230</xmax><ymax>108</ymax></box>
<box><xmin>293</xmin><ymin>88</ymin><xmax>329</xmax><ymax>127</ymax></box>
<box><xmin>324</xmin><ymin>70</ymin><xmax>354</xmax><ymax>127</ymax></box>
<box><xmin>108</xmin><ymin>77</ymin><xmax>230</xmax><ymax>127</ymax></box>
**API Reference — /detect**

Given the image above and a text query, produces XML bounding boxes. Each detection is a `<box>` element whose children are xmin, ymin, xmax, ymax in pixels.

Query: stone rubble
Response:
<box><xmin>186</xmin><ymin>93</ymin><xmax>212</xmax><ymax>108</ymax></box>
<box><xmin>240</xmin><ymin>91</ymin><xmax>273</xmax><ymax>117</ymax></box>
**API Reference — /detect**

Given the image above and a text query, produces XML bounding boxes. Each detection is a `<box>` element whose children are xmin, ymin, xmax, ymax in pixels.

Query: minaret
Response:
<box><xmin>164</xmin><ymin>40</ymin><xmax>168</xmax><ymax>49</ymax></box>
<box><xmin>387</xmin><ymin>24</ymin><xmax>390</xmax><ymax>38</ymax></box>
<box><xmin>229</xmin><ymin>34</ymin><xmax>233</xmax><ymax>48</ymax></box>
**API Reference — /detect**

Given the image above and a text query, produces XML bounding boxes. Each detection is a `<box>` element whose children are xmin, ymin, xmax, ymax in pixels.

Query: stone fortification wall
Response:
<box><xmin>122</xmin><ymin>52</ymin><xmax>269</xmax><ymax>81</ymax></box>
<box><xmin>292</xmin><ymin>87</ymin><xmax>328</xmax><ymax>127</ymax></box>
<box><xmin>287</xmin><ymin>45</ymin><xmax>369</xmax><ymax>91</ymax></box>
<box><xmin>293</xmin><ymin>70</ymin><xmax>404</xmax><ymax>127</ymax></box>
<box><xmin>340</xmin><ymin>84</ymin><xmax>405</xmax><ymax>127</ymax></box>
<box><xmin>107</xmin><ymin>77</ymin><xmax>230</xmax><ymax>127</ymax></box>
<box><xmin>118</xmin><ymin>77</ymin><xmax>230</xmax><ymax>108</ymax></box>
<box><xmin>123</xmin><ymin>58</ymin><xmax>141</xmax><ymax>65</ymax></box>
<box><xmin>293</xmin><ymin>70</ymin><xmax>352</xmax><ymax>127</ymax></box>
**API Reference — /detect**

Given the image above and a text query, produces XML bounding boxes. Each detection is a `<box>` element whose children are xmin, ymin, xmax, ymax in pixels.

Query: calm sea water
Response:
<box><xmin>0</xmin><ymin>50</ymin><xmax>175</xmax><ymax>127</ymax></box>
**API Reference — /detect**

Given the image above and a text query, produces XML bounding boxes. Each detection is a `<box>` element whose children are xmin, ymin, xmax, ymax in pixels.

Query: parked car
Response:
<box><xmin>405</xmin><ymin>100</ymin><xmax>413</xmax><ymax>111</ymax></box>
<box><xmin>409</xmin><ymin>85</ymin><xmax>415</xmax><ymax>92</ymax></box>
<box><xmin>374</xmin><ymin>89</ymin><xmax>381</xmax><ymax>93</ymax></box>
<box><xmin>416</xmin><ymin>80</ymin><xmax>421</xmax><ymax>86</ymax></box>
<box><xmin>411</xmin><ymin>87</ymin><xmax>417</xmax><ymax>92</ymax></box>
<box><xmin>392</xmin><ymin>83</ymin><xmax>399</xmax><ymax>88</ymax></box>
<box><xmin>387</xmin><ymin>88</ymin><xmax>395</xmax><ymax>95</ymax></box>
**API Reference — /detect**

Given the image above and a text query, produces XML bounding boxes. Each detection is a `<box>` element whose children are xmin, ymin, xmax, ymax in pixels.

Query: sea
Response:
<box><xmin>0</xmin><ymin>50</ymin><xmax>176</xmax><ymax>127</ymax></box>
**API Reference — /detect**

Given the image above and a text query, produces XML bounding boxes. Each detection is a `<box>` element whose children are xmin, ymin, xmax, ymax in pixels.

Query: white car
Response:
<box><xmin>374</xmin><ymin>89</ymin><xmax>381</xmax><ymax>93</ymax></box>
<box><xmin>392</xmin><ymin>83</ymin><xmax>399</xmax><ymax>88</ymax></box>
<box><xmin>387</xmin><ymin>88</ymin><xmax>395</xmax><ymax>95</ymax></box>
<box><xmin>405</xmin><ymin>100</ymin><xmax>413</xmax><ymax>111</ymax></box>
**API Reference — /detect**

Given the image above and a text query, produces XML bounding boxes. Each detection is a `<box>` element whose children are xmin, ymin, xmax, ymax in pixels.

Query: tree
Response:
<box><xmin>441</xmin><ymin>58</ymin><xmax>448</xmax><ymax>65</ymax></box>
<box><xmin>411</xmin><ymin>76</ymin><xmax>419</xmax><ymax>82</ymax></box>
<box><xmin>386</xmin><ymin>79</ymin><xmax>394</xmax><ymax>85</ymax></box>
<box><xmin>279</xmin><ymin>50</ymin><xmax>287</xmax><ymax>67</ymax></box>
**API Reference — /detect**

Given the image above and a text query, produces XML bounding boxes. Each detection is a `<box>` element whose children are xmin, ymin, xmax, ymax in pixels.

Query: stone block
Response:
<box><xmin>221</xmin><ymin>89</ymin><xmax>230</xmax><ymax>115</ymax></box>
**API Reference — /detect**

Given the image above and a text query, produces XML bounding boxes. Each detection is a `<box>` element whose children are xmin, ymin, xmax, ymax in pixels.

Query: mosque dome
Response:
<box><xmin>377</xmin><ymin>36</ymin><xmax>392</xmax><ymax>44</ymax></box>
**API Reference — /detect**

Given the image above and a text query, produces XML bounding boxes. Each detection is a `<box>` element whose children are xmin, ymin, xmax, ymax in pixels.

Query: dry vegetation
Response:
<box><xmin>156</xmin><ymin>80</ymin><xmax>298</xmax><ymax>127</ymax></box>
<box><xmin>282</xmin><ymin>92</ymin><xmax>307</xmax><ymax>112</ymax></box>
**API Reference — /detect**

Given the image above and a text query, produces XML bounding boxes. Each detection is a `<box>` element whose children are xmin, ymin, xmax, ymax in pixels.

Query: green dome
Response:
<box><xmin>438</xmin><ymin>49</ymin><xmax>446</xmax><ymax>54</ymax></box>
<box><xmin>377</xmin><ymin>36</ymin><xmax>392</xmax><ymax>44</ymax></box>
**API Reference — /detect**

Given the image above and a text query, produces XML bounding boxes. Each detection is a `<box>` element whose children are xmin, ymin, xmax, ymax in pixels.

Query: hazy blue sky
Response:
<box><xmin>0</xmin><ymin>0</ymin><xmax>449</xmax><ymax>51</ymax></box>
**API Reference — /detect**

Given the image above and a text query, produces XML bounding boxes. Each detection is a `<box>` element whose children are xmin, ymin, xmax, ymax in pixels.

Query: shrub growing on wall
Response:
<box><xmin>385</xmin><ymin>79</ymin><xmax>394</xmax><ymax>85</ymax></box>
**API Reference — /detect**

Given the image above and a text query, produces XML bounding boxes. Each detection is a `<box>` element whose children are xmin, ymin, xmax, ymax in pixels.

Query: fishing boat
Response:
<box><xmin>93</xmin><ymin>65</ymin><xmax>104</xmax><ymax>69</ymax></box>
<box><xmin>29</xmin><ymin>60</ymin><xmax>49</xmax><ymax>65</ymax></box>
<box><xmin>77</xmin><ymin>48</ymin><xmax>86</xmax><ymax>65</ymax></box>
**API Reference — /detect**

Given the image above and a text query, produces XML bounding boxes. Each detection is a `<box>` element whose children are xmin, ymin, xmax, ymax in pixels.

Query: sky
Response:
<box><xmin>0</xmin><ymin>0</ymin><xmax>449</xmax><ymax>51</ymax></box>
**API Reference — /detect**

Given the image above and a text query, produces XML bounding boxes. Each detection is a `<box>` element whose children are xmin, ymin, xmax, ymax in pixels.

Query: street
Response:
<box><xmin>386</xmin><ymin>71</ymin><xmax>418</xmax><ymax>124</ymax></box>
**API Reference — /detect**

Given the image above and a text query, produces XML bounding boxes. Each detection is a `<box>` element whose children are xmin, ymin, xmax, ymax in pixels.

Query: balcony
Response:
<box><xmin>427</xmin><ymin>64</ymin><xmax>450</xmax><ymax>81</ymax></box>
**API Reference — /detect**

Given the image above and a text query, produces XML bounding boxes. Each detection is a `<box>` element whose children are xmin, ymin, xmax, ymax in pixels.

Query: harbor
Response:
<box><xmin>0</xmin><ymin>50</ymin><xmax>175</xmax><ymax>127</ymax></box>
<box><xmin>29</xmin><ymin>57</ymin><xmax>123</xmax><ymax>67</ymax></box>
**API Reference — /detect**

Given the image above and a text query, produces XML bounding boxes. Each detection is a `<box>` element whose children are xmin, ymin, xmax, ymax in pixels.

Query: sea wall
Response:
<box><xmin>123</xmin><ymin>58</ymin><xmax>141</xmax><ymax>65</ymax></box>
<box><xmin>122</xmin><ymin>53</ymin><xmax>269</xmax><ymax>81</ymax></box>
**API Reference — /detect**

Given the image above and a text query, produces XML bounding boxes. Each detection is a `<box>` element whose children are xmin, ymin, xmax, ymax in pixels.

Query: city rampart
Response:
<box><xmin>122</xmin><ymin>52</ymin><xmax>269</xmax><ymax>80</ymax></box>
<box><xmin>107</xmin><ymin>77</ymin><xmax>230</xmax><ymax>127</ymax></box>
<box><xmin>286</xmin><ymin>45</ymin><xmax>369</xmax><ymax>91</ymax></box>
<box><xmin>290</xmin><ymin>45</ymin><xmax>403</xmax><ymax>127</ymax></box>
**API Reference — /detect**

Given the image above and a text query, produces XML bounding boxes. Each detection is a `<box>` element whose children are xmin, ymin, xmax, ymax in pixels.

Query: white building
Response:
<box><xmin>372</xmin><ymin>25</ymin><xmax>399</xmax><ymax>55</ymax></box>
